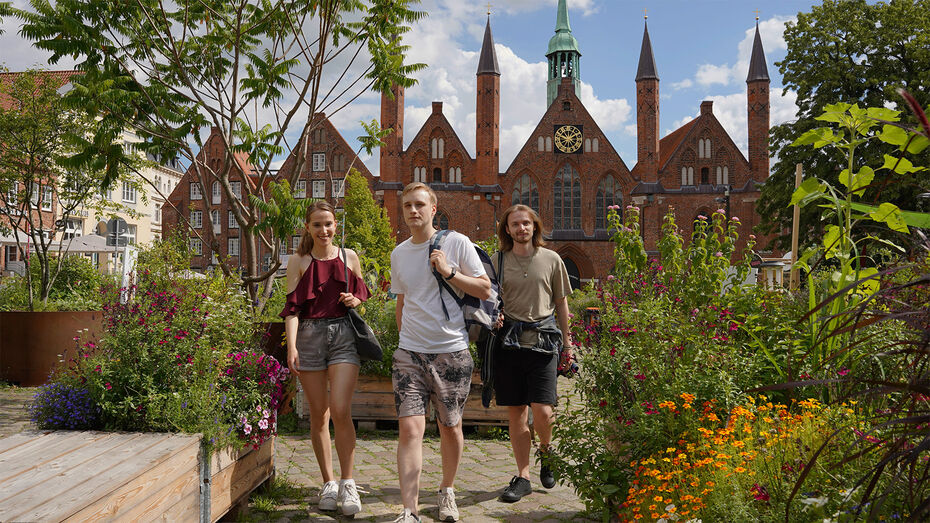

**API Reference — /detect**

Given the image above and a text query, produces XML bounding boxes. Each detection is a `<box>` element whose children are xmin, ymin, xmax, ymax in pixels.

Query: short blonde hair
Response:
<box><xmin>401</xmin><ymin>182</ymin><xmax>437</xmax><ymax>205</ymax></box>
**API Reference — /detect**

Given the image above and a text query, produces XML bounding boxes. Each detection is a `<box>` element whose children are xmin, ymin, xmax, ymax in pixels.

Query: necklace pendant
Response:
<box><xmin>523</xmin><ymin>272</ymin><xmax>528</xmax><ymax>278</ymax></box>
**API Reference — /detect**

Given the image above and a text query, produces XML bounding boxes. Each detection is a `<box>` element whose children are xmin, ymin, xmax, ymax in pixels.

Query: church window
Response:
<box><xmin>433</xmin><ymin>211</ymin><xmax>450</xmax><ymax>230</ymax></box>
<box><xmin>414</xmin><ymin>167</ymin><xmax>426</xmax><ymax>183</ymax></box>
<box><xmin>723</xmin><ymin>166</ymin><xmax>729</xmax><ymax>185</ymax></box>
<box><xmin>438</xmin><ymin>138</ymin><xmax>444</xmax><ymax>159</ymax></box>
<box><xmin>595</xmin><ymin>176</ymin><xmax>622</xmax><ymax>229</ymax></box>
<box><xmin>448</xmin><ymin>167</ymin><xmax>462</xmax><ymax>184</ymax></box>
<box><xmin>593</xmin><ymin>138</ymin><xmax>599</xmax><ymax>152</ymax></box>
<box><xmin>681</xmin><ymin>167</ymin><xmax>688</xmax><ymax>186</ymax></box>
<box><xmin>433</xmin><ymin>168</ymin><xmax>442</xmax><ymax>183</ymax></box>
<box><xmin>716</xmin><ymin>167</ymin><xmax>723</xmax><ymax>185</ymax></box>
<box><xmin>688</xmin><ymin>167</ymin><xmax>694</xmax><ymax>186</ymax></box>
<box><xmin>511</xmin><ymin>173</ymin><xmax>539</xmax><ymax>214</ymax></box>
<box><xmin>563</xmin><ymin>100</ymin><xmax>571</xmax><ymax>111</ymax></box>
<box><xmin>701</xmin><ymin>167</ymin><xmax>709</xmax><ymax>185</ymax></box>
<box><xmin>431</xmin><ymin>138</ymin><xmax>437</xmax><ymax>159</ymax></box>
<box><xmin>706</xmin><ymin>139</ymin><xmax>712</xmax><ymax>157</ymax></box>
<box><xmin>545</xmin><ymin>137</ymin><xmax>553</xmax><ymax>152</ymax></box>
<box><xmin>698</xmin><ymin>139</ymin><xmax>704</xmax><ymax>159</ymax></box>
<box><xmin>554</xmin><ymin>164</ymin><xmax>581</xmax><ymax>230</ymax></box>
<box><xmin>584</xmin><ymin>139</ymin><xmax>591</xmax><ymax>153</ymax></box>
<box><xmin>538</xmin><ymin>136</ymin><xmax>545</xmax><ymax>151</ymax></box>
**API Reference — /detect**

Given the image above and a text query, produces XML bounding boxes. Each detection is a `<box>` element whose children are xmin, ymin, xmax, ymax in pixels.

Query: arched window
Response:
<box><xmin>595</xmin><ymin>176</ymin><xmax>622</xmax><ymax>229</ymax></box>
<box><xmin>554</xmin><ymin>164</ymin><xmax>581</xmax><ymax>230</ymax></box>
<box><xmin>438</xmin><ymin>138</ymin><xmax>444</xmax><ymax>159</ymax></box>
<box><xmin>681</xmin><ymin>167</ymin><xmax>688</xmax><ymax>186</ymax></box>
<box><xmin>563</xmin><ymin>256</ymin><xmax>581</xmax><ymax>290</ymax></box>
<box><xmin>700</xmin><ymin>167</ymin><xmax>709</xmax><ymax>185</ymax></box>
<box><xmin>593</xmin><ymin>138</ymin><xmax>599</xmax><ymax>152</ymax></box>
<box><xmin>698</xmin><ymin>139</ymin><xmax>704</xmax><ymax>159</ymax></box>
<box><xmin>723</xmin><ymin>166</ymin><xmax>729</xmax><ymax>185</ymax></box>
<box><xmin>456</xmin><ymin>167</ymin><xmax>462</xmax><ymax>183</ymax></box>
<box><xmin>433</xmin><ymin>211</ymin><xmax>450</xmax><ymax>230</ymax></box>
<box><xmin>545</xmin><ymin>137</ymin><xmax>553</xmax><ymax>152</ymax></box>
<box><xmin>431</xmin><ymin>138</ymin><xmax>437</xmax><ymax>158</ymax></box>
<box><xmin>414</xmin><ymin>167</ymin><xmax>426</xmax><ymax>183</ymax></box>
<box><xmin>511</xmin><ymin>173</ymin><xmax>539</xmax><ymax>214</ymax></box>
<box><xmin>705</xmin><ymin>139</ymin><xmax>712</xmax><ymax>157</ymax></box>
<box><xmin>584</xmin><ymin>138</ymin><xmax>591</xmax><ymax>153</ymax></box>
<box><xmin>538</xmin><ymin>136</ymin><xmax>545</xmax><ymax>151</ymax></box>
<box><xmin>688</xmin><ymin>167</ymin><xmax>694</xmax><ymax>186</ymax></box>
<box><xmin>433</xmin><ymin>168</ymin><xmax>442</xmax><ymax>183</ymax></box>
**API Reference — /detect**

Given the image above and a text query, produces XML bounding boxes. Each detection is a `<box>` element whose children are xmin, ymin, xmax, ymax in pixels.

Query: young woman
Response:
<box><xmin>280</xmin><ymin>200</ymin><xmax>370</xmax><ymax>516</ymax></box>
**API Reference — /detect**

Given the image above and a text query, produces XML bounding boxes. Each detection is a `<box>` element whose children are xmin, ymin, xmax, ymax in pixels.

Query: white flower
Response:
<box><xmin>801</xmin><ymin>496</ymin><xmax>828</xmax><ymax>509</ymax></box>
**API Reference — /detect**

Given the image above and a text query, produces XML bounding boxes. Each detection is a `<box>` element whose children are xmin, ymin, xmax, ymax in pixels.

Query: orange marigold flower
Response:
<box><xmin>654</xmin><ymin>495</ymin><xmax>664</xmax><ymax>502</ymax></box>
<box><xmin>734</xmin><ymin>466</ymin><xmax>747</xmax><ymax>473</ymax></box>
<box><xmin>648</xmin><ymin>505</ymin><xmax>656</xmax><ymax>511</ymax></box>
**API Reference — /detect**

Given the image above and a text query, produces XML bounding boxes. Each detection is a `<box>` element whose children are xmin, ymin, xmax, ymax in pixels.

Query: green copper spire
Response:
<box><xmin>546</xmin><ymin>0</ymin><xmax>581</xmax><ymax>107</ymax></box>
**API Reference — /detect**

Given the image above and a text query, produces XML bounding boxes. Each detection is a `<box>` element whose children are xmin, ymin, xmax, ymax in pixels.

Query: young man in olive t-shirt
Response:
<box><xmin>491</xmin><ymin>204</ymin><xmax>574</xmax><ymax>503</ymax></box>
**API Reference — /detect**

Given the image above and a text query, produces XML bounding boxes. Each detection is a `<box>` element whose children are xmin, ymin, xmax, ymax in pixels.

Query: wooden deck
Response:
<box><xmin>0</xmin><ymin>431</ymin><xmax>274</xmax><ymax>522</ymax></box>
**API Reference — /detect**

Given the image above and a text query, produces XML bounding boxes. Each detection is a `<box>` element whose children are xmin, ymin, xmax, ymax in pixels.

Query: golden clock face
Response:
<box><xmin>554</xmin><ymin>125</ymin><xmax>583</xmax><ymax>153</ymax></box>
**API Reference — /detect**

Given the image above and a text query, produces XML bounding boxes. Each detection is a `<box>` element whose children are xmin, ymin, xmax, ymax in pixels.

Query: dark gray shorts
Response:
<box><xmin>392</xmin><ymin>348</ymin><xmax>473</xmax><ymax>427</ymax></box>
<box><xmin>295</xmin><ymin>317</ymin><xmax>360</xmax><ymax>372</ymax></box>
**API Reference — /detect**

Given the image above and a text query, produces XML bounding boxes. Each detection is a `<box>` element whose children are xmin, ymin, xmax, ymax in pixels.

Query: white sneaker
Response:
<box><xmin>393</xmin><ymin>508</ymin><xmax>421</xmax><ymax>522</ymax></box>
<box><xmin>339</xmin><ymin>478</ymin><xmax>362</xmax><ymax>515</ymax></box>
<box><xmin>438</xmin><ymin>487</ymin><xmax>459</xmax><ymax>522</ymax></box>
<box><xmin>319</xmin><ymin>480</ymin><xmax>338</xmax><ymax>511</ymax></box>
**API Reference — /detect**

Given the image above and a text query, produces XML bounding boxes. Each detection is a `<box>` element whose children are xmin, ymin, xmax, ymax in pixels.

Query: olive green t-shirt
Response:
<box><xmin>492</xmin><ymin>247</ymin><xmax>572</xmax><ymax>348</ymax></box>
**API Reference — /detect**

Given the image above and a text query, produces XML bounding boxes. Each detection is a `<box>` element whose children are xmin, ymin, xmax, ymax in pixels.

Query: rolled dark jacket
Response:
<box><xmin>498</xmin><ymin>314</ymin><xmax>562</xmax><ymax>354</ymax></box>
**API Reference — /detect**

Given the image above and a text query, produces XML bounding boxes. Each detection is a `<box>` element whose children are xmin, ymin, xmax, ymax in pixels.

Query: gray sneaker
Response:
<box><xmin>393</xmin><ymin>508</ymin><xmax>421</xmax><ymax>522</ymax></box>
<box><xmin>438</xmin><ymin>487</ymin><xmax>459</xmax><ymax>522</ymax></box>
<box><xmin>318</xmin><ymin>480</ymin><xmax>338</xmax><ymax>511</ymax></box>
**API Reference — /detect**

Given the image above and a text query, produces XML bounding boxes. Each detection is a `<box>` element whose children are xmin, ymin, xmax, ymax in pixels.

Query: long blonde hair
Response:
<box><xmin>296</xmin><ymin>200</ymin><xmax>337</xmax><ymax>256</ymax></box>
<box><xmin>498</xmin><ymin>204</ymin><xmax>546</xmax><ymax>252</ymax></box>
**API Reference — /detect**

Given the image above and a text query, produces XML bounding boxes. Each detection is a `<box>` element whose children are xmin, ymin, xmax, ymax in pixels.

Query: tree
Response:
<box><xmin>17</xmin><ymin>0</ymin><xmax>424</xmax><ymax>314</ymax></box>
<box><xmin>758</xmin><ymin>0</ymin><xmax>930</xmax><ymax>250</ymax></box>
<box><xmin>341</xmin><ymin>167</ymin><xmax>393</xmax><ymax>281</ymax></box>
<box><xmin>0</xmin><ymin>69</ymin><xmax>128</xmax><ymax>309</ymax></box>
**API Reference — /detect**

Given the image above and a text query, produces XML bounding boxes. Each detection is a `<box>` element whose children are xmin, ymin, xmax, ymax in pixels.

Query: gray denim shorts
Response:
<box><xmin>392</xmin><ymin>348</ymin><xmax>473</xmax><ymax>427</ymax></box>
<box><xmin>295</xmin><ymin>316</ymin><xmax>360</xmax><ymax>372</ymax></box>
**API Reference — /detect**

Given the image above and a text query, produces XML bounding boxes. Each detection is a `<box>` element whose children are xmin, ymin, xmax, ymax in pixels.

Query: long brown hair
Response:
<box><xmin>296</xmin><ymin>200</ymin><xmax>337</xmax><ymax>256</ymax></box>
<box><xmin>497</xmin><ymin>204</ymin><xmax>546</xmax><ymax>252</ymax></box>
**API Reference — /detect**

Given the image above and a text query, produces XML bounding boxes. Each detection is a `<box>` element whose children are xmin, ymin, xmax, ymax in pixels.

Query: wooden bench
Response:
<box><xmin>0</xmin><ymin>431</ymin><xmax>274</xmax><ymax>522</ymax></box>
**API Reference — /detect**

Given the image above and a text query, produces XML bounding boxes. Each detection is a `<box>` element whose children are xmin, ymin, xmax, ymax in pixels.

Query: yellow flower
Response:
<box><xmin>734</xmin><ymin>466</ymin><xmax>747</xmax><ymax>473</ymax></box>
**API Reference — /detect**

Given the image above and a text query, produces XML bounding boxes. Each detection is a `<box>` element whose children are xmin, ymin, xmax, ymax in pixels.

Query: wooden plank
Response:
<box><xmin>6</xmin><ymin>433</ymin><xmax>185</xmax><ymax>522</ymax></box>
<box><xmin>0</xmin><ymin>432</ymin><xmax>151</xmax><ymax>515</ymax></box>
<box><xmin>0</xmin><ymin>431</ymin><xmax>113</xmax><ymax>484</ymax></box>
<box><xmin>210</xmin><ymin>438</ymin><xmax>275</xmax><ymax>522</ymax></box>
<box><xmin>152</xmin><ymin>489</ymin><xmax>201</xmax><ymax>523</ymax></box>
<box><xmin>68</xmin><ymin>436</ymin><xmax>201</xmax><ymax>522</ymax></box>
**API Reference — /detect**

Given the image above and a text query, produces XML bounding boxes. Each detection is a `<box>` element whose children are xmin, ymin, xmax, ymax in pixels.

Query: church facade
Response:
<box><xmin>375</xmin><ymin>0</ymin><xmax>773</xmax><ymax>287</ymax></box>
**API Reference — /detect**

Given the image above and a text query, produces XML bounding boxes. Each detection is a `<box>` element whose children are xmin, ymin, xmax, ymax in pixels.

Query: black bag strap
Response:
<box><xmin>429</xmin><ymin>230</ymin><xmax>464</xmax><ymax>320</ymax></box>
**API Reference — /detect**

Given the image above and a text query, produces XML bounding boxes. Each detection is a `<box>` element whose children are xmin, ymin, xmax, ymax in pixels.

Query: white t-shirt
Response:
<box><xmin>390</xmin><ymin>231</ymin><xmax>486</xmax><ymax>354</ymax></box>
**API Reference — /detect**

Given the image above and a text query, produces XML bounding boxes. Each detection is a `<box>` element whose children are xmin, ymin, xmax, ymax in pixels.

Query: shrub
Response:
<box><xmin>29</xmin><ymin>381</ymin><xmax>100</xmax><ymax>429</ymax></box>
<box><xmin>221</xmin><ymin>351</ymin><xmax>290</xmax><ymax>449</ymax></box>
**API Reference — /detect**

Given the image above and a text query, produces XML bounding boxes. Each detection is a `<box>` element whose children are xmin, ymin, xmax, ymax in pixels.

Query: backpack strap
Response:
<box><xmin>429</xmin><ymin>230</ymin><xmax>463</xmax><ymax>321</ymax></box>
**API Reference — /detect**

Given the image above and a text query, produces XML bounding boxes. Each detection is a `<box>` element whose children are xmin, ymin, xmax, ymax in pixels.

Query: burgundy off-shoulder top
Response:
<box><xmin>279</xmin><ymin>255</ymin><xmax>371</xmax><ymax>319</ymax></box>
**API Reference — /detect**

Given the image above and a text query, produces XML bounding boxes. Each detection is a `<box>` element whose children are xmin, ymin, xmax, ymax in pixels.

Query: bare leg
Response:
<box><xmin>530</xmin><ymin>403</ymin><xmax>555</xmax><ymax>451</ymax></box>
<box><xmin>398</xmin><ymin>415</ymin><xmax>426</xmax><ymax>512</ymax></box>
<box><xmin>299</xmin><ymin>370</ymin><xmax>333</xmax><ymax>482</ymax></box>
<box><xmin>437</xmin><ymin>421</ymin><xmax>465</xmax><ymax>489</ymax></box>
<box><xmin>508</xmin><ymin>405</ymin><xmax>531</xmax><ymax>479</ymax></box>
<box><xmin>327</xmin><ymin>363</ymin><xmax>359</xmax><ymax>479</ymax></box>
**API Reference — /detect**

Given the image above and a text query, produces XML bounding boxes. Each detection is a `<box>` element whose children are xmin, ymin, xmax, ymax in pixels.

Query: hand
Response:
<box><xmin>339</xmin><ymin>292</ymin><xmax>361</xmax><ymax>308</ymax></box>
<box><xmin>560</xmin><ymin>344</ymin><xmax>575</xmax><ymax>365</ymax></box>
<box><xmin>287</xmin><ymin>348</ymin><xmax>299</xmax><ymax>376</ymax></box>
<box><xmin>429</xmin><ymin>249</ymin><xmax>453</xmax><ymax>279</ymax></box>
<box><xmin>494</xmin><ymin>309</ymin><xmax>504</xmax><ymax>330</ymax></box>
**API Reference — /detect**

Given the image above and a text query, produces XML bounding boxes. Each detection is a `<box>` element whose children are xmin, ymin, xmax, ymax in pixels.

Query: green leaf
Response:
<box><xmin>880</xmin><ymin>154</ymin><xmax>925</xmax><ymax>174</ymax></box>
<box><xmin>822</xmin><ymin>225</ymin><xmax>842</xmax><ymax>259</ymax></box>
<box><xmin>862</xmin><ymin>235</ymin><xmax>904</xmax><ymax>253</ymax></box>
<box><xmin>856</xmin><ymin>267</ymin><xmax>880</xmax><ymax>296</ymax></box>
<box><xmin>906</xmin><ymin>134</ymin><xmax>930</xmax><ymax>154</ymax></box>
<box><xmin>850</xmin><ymin>166</ymin><xmax>873</xmax><ymax>196</ymax></box>
<box><xmin>869</xmin><ymin>202</ymin><xmax>909</xmax><ymax>233</ymax></box>
<box><xmin>789</xmin><ymin>177</ymin><xmax>823</xmax><ymax>206</ymax></box>
<box><xmin>851</xmin><ymin>202</ymin><xmax>930</xmax><ymax>228</ymax></box>
<box><xmin>791</xmin><ymin>127</ymin><xmax>837</xmax><ymax>148</ymax></box>
<box><xmin>878</xmin><ymin>124</ymin><xmax>909</xmax><ymax>146</ymax></box>
<box><xmin>866</xmin><ymin>106</ymin><xmax>900</xmax><ymax>122</ymax></box>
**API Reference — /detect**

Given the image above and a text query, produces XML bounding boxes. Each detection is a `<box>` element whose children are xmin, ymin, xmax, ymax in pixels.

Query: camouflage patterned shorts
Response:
<box><xmin>392</xmin><ymin>348</ymin><xmax>474</xmax><ymax>427</ymax></box>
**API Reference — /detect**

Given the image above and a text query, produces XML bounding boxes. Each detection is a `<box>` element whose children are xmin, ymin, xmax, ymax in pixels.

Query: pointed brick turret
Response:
<box><xmin>476</xmin><ymin>17</ymin><xmax>500</xmax><ymax>186</ymax></box>
<box><xmin>635</xmin><ymin>20</ymin><xmax>660</xmax><ymax>183</ymax></box>
<box><xmin>746</xmin><ymin>21</ymin><xmax>770</xmax><ymax>180</ymax></box>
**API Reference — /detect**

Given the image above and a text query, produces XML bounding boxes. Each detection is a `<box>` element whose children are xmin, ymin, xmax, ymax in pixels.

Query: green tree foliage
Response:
<box><xmin>341</xmin><ymin>167</ymin><xmax>393</xmax><ymax>282</ymax></box>
<box><xmin>758</xmin><ymin>0</ymin><xmax>930</xmax><ymax>250</ymax></box>
<box><xmin>15</xmin><ymin>0</ymin><xmax>425</xmax><ymax>314</ymax></box>
<box><xmin>0</xmin><ymin>69</ymin><xmax>128</xmax><ymax>309</ymax></box>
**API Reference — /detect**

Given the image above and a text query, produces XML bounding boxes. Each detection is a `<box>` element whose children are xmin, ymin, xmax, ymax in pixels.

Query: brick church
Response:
<box><xmin>166</xmin><ymin>0</ymin><xmax>773</xmax><ymax>286</ymax></box>
<box><xmin>375</xmin><ymin>0</ymin><xmax>772</xmax><ymax>288</ymax></box>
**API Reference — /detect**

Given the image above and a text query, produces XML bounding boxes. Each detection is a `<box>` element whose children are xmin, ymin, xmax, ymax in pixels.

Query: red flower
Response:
<box><xmin>105</xmin><ymin>382</ymin><xmax>112</xmax><ymax>390</ymax></box>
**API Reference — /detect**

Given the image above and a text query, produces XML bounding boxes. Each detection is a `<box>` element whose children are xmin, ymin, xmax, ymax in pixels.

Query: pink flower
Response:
<box><xmin>716</xmin><ymin>208</ymin><xmax>726</xmax><ymax>214</ymax></box>
<box><xmin>634</xmin><ymin>373</ymin><xmax>646</xmax><ymax>381</ymax></box>
<box><xmin>838</xmin><ymin>368</ymin><xmax>850</xmax><ymax>376</ymax></box>
<box><xmin>606</xmin><ymin>275</ymin><xmax>615</xmax><ymax>281</ymax></box>
<box><xmin>105</xmin><ymin>382</ymin><xmax>112</xmax><ymax>390</ymax></box>
<box><xmin>731</xmin><ymin>216</ymin><xmax>740</xmax><ymax>222</ymax></box>
<box><xmin>715</xmin><ymin>251</ymin><xmax>723</xmax><ymax>257</ymax></box>
<box><xmin>697</xmin><ymin>215</ymin><xmax>708</xmax><ymax>220</ymax></box>
<box><xmin>243</xmin><ymin>423</ymin><xmax>252</xmax><ymax>435</ymax></box>
<box><xmin>749</xmin><ymin>234</ymin><xmax>757</xmax><ymax>240</ymax></box>
<box><xmin>258</xmin><ymin>419</ymin><xmax>269</xmax><ymax>430</ymax></box>
<box><xmin>598</xmin><ymin>400</ymin><xmax>608</xmax><ymax>407</ymax></box>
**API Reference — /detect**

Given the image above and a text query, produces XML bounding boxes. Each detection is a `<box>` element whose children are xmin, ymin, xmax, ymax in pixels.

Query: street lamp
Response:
<box><xmin>485</xmin><ymin>193</ymin><xmax>499</xmax><ymax>232</ymax></box>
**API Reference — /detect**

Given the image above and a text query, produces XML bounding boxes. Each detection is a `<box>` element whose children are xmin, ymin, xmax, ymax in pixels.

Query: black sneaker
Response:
<box><xmin>499</xmin><ymin>476</ymin><xmax>532</xmax><ymax>503</ymax></box>
<box><xmin>537</xmin><ymin>449</ymin><xmax>556</xmax><ymax>489</ymax></box>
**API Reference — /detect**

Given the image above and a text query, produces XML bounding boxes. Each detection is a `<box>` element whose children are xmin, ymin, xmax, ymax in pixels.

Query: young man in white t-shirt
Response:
<box><xmin>389</xmin><ymin>182</ymin><xmax>491</xmax><ymax>523</ymax></box>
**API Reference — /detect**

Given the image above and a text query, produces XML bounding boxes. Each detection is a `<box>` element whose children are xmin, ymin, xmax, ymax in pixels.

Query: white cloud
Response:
<box><xmin>579</xmin><ymin>82</ymin><xmax>632</xmax><ymax>132</ymax></box>
<box><xmin>672</xmin><ymin>78</ymin><xmax>693</xmax><ymax>90</ymax></box>
<box><xmin>624</xmin><ymin>124</ymin><xmax>638</xmax><ymax>137</ymax></box>
<box><xmin>501</xmin><ymin>0</ymin><xmax>598</xmax><ymax>16</ymax></box>
<box><xmin>689</xmin><ymin>15</ymin><xmax>794</xmax><ymax>88</ymax></box>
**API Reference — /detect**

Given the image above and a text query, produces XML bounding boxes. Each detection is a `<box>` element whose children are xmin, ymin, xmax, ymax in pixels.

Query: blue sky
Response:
<box><xmin>0</xmin><ymin>0</ymin><xmax>824</xmax><ymax>176</ymax></box>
